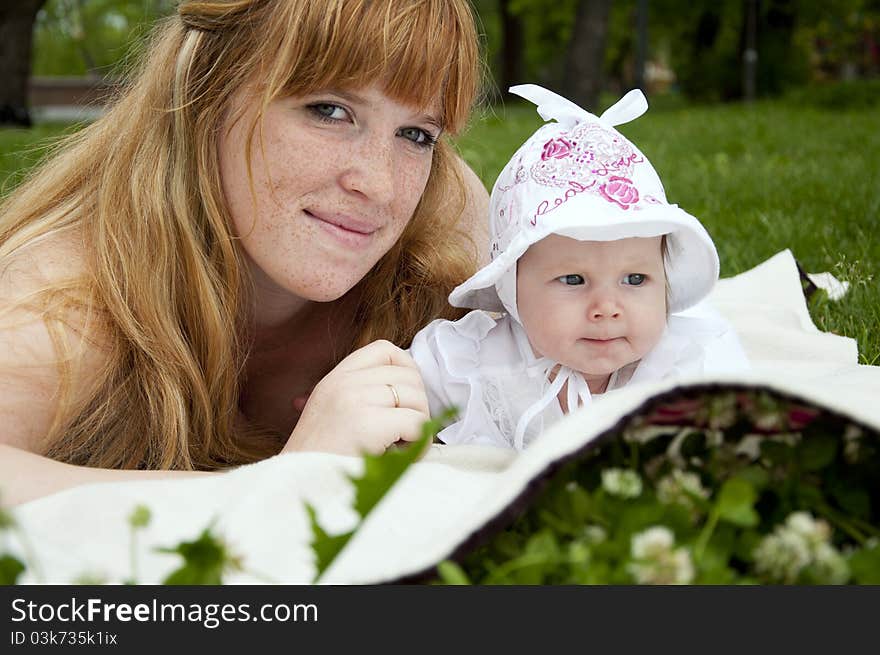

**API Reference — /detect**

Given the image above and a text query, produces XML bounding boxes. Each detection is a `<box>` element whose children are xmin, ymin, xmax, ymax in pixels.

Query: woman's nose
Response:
<box><xmin>340</xmin><ymin>136</ymin><xmax>396</xmax><ymax>205</ymax></box>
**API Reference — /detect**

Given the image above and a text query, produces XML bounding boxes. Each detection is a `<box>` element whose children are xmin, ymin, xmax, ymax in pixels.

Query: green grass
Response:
<box><xmin>0</xmin><ymin>122</ymin><xmax>81</xmax><ymax>197</ymax></box>
<box><xmin>2</xmin><ymin>99</ymin><xmax>878</xmax><ymax>363</ymax></box>
<box><xmin>456</xmin><ymin>98</ymin><xmax>880</xmax><ymax>365</ymax></box>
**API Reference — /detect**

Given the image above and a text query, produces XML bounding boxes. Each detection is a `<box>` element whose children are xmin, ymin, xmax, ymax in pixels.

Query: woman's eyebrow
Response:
<box><xmin>326</xmin><ymin>88</ymin><xmax>367</xmax><ymax>105</ymax></box>
<box><xmin>419</xmin><ymin>114</ymin><xmax>443</xmax><ymax>130</ymax></box>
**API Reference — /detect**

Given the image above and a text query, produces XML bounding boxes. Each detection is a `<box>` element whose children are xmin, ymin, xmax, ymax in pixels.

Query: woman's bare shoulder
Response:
<box><xmin>455</xmin><ymin>156</ymin><xmax>490</xmax><ymax>267</ymax></box>
<box><xmin>0</xmin><ymin>230</ymin><xmax>110</xmax><ymax>452</ymax></box>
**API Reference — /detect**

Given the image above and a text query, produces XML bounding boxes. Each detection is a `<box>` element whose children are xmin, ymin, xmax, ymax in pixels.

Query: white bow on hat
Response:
<box><xmin>512</xmin><ymin>84</ymin><xmax>649</xmax><ymax>128</ymax></box>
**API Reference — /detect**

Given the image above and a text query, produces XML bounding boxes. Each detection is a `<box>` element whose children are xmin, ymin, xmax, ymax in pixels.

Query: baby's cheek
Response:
<box><xmin>637</xmin><ymin>304</ymin><xmax>668</xmax><ymax>355</ymax></box>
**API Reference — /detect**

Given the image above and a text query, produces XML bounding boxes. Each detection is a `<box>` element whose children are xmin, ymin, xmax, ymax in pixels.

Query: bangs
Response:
<box><xmin>266</xmin><ymin>0</ymin><xmax>478</xmax><ymax>134</ymax></box>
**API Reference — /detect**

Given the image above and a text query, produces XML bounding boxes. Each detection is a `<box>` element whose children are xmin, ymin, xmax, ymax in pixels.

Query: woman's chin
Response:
<box><xmin>295</xmin><ymin>277</ymin><xmax>361</xmax><ymax>303</ymax></box>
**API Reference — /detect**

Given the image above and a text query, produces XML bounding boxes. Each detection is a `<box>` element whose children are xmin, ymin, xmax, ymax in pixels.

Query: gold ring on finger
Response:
<box><xmin>387</xmin><ymin>383</ymin><xmax>400</xmax><ymax>409</ymax></box>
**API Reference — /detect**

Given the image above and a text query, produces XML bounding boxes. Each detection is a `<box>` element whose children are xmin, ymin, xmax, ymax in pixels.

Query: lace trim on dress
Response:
<box><xmin>482</xmin><ymin>377</ymin><xmax>515</xmax><ymax>448</ymax></box>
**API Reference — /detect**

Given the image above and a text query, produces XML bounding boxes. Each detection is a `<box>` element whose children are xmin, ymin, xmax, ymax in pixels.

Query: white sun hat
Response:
<box><xmin>448</xmin><ymin>84</ymin><xmax>720</xmax><ymax>320</ymax></box>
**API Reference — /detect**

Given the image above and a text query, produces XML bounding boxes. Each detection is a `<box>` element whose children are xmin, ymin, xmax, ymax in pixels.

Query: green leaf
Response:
<box><xmin>798</xmin><ymin>432</ymin><xmax>838</xmax><ymax>471</ymax></box>
<box><xmin>829</xmin><ymin>484</ymin><xmax>872</xmax><ymax>520</ymax></box>
<box><xmin>0</xmin><ymin>505</ymin><xmax>16</xmax><ymax>530</ymax></box>
<box><xmin>733</xmin><ymin>529</ymin><xmax>762</xmax><ymax>563</ymax></box>
<box><xmin>436</xmin><ymin>560</ymin><xmax>471</xmax><ymax>585</ymax></box>
<box><xmin>679</xmin><ymin>432</ymin><xmax>708</xmax><ymax>459</ymax></box>
<box><xmin>849</xmin><ymin>544</ymin><xmax>880</xmax><ymax>584</ymax></box>
<box><xmin>716</xmin><ymin>478</ymin><xmax>759</xmax><ymax>527</ymax></box>
<box><xmin>350</xmin><ymin>408</ymin><xmax>455</xmax><ymax>519</ymax></box>
<box><xmin>794</xmin><ymin>481</ymin><xmax>823</xmax><ymax>506</ymax></box>
<box><xmin>760</xmin><ymin>440</ymin><xmax>793</xmax><ymax>466</ymax></box>
<box><xmin>0</xmin><ymin>553</ymin><xmax>26</xmax><ymax>584</ymax></box>
<box><xmin>306</xmin><ymin>503</ymin><xmax>354</xmax><ymax>582</ymax></box>
<box><xmin>308</xmin><ymin>409</ymin><xmax>457</xmax><ymax>582</ymax></box>
<box><xmin>158</xmin><ymin>525</ymin><xmax>236</xmax><ymax>585</ymax></box>
<box><xmin>735</xmin><ymin>466</ymin><xmax>770</xmax><ymax>491</ymax></box>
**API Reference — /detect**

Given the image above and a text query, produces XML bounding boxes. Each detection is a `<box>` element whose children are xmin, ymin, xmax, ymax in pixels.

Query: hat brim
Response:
<box><xmin>449</xmin><ymin>201</ymin><xmax>719</xmax><ymax>315</ymax></box>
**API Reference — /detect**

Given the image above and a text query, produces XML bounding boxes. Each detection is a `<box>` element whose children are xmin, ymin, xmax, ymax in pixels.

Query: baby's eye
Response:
<box><xmin>623</xmin><ymin>273</ymin><xmax>647</xmax><ymax>286</ymax></box>
<box><xmin>556</xmin><ymin>274</ymin><xmax>584</xmax><ymax>286</ymax></box>
<box><xmin>308</xmin><ymin>102</ymin><xmax>349</xmax><ymax>122</ymax></box>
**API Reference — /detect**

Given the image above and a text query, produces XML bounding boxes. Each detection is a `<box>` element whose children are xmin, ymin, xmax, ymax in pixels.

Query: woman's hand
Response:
<box><xmin>282</xmin><ymin>340</ymin><xmax>430</xmax><ymax>456</ymax></box>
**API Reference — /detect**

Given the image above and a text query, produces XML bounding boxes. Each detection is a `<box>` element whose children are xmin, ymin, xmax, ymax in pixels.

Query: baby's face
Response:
<box><xmin>517</xmin><ymin>234</ymin><xmax>667</xmax><ymax>383</ymax></box>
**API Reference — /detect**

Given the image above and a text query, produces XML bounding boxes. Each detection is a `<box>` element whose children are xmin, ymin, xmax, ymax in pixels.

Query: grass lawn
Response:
<box><xmin>2</xmin><ymin>98</ymin><xmax>878</xmax><ymax>363</ymax></box>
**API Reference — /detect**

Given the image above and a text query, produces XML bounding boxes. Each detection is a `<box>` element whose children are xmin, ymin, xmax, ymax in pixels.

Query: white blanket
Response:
<box><xmin>6</xmin><ymin>250</ymin><xmax>879</xmax><ymax>584</ymax></box>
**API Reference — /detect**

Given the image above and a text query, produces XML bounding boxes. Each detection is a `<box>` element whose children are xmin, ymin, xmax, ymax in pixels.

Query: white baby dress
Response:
<box><xmin>409</xmin><ymin>300</ymin><xmax>749</xmax><ymax>450</ymax></box>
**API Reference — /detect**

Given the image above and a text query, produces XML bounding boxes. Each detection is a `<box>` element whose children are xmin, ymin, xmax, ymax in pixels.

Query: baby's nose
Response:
<box><xmin>588</xmin><ymin>296</ymin><xmax>622</xmax><ymax>321</ymax></box>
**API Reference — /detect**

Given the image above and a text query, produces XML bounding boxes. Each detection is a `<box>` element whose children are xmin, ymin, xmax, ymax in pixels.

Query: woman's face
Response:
<box><xmin>219</xmin><ymin>83</ymin><xmax>441</xmax><ymax>312</ymax></box>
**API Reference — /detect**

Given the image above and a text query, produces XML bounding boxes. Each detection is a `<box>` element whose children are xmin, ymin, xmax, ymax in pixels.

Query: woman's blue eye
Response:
<box><xmin>398</xmin><ymin>126</ymin><xmax>437</xmax><ymax>149</ymax></box>
<box><xmin>309</xmin><ymin>103</ymin><xmax>348</xmax><ymax>121</ymax></box>
<box><xmin>557</xmin><ymin>274</ymin><xmax>584</xmax><ymax>285</ymax></box>
<box><xmin>623</xmin><ymin>273</ymin><xmax>646</xmax><ymax>286</ymax></box>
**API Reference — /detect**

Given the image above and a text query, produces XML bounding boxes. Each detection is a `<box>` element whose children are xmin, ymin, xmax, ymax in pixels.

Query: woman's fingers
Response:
<box><xmin>334</xmin><ymin>339</ymin><xmax>418</xmax><ymax>372</ymax></box>
<box><xmin>352</xmin><ymin>366</ymin><xmax>429</xmax><ymax>414</ymax></box>
<box><xmin>283</xmin><ymin>340</ymin><xmax>432</xmax><ymax>457</ymax></box>
<box><xmin>366</xmin><ymin>408</ymin><xmax>433</xmax><ymax>454</ymax></box>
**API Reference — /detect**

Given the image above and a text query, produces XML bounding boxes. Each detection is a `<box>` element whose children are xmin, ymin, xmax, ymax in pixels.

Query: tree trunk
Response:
<box><xmin>498</xmin><ymin>0</ymin><xmax>525</xmax><ymax>96</ymax></box>
<box><xmin>562</xmin><ymin>0</ymin><xmax>613</xmax><ymax>111</ymax></box>
<box><xmin>0</xmin><ymin>0</ymin><xmax>47</xmax><ymax>127</ymax></box>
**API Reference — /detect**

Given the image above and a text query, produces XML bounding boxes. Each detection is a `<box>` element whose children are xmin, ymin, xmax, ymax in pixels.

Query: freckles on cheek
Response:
<box><xmin>395</xmin><ymin>162</ymin><xmax>432</xmax><ymax>221</ymax></box>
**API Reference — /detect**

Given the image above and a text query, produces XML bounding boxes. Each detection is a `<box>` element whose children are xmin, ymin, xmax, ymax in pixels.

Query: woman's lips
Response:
<box><xmin>305</xmin><ymin>209</ymin><xmax>377</xmax><ymax>250</ymax></box>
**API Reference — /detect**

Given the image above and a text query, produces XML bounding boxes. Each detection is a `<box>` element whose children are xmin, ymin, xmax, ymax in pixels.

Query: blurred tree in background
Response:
<box><xmin>0</xmin><ymin>1</ymin><xmax>47</xmax><ymax>126</ymax></box>
<box><xmin>475</xmin><ymin>0</ymin><xmax>879</xmax><ymax>107</ymax></box>
<box><xmin>31</xmin><ymin>0</ymin><xmax>176</xmax><ymax>77</ymax></box>
<box><xmin>2</xmin><ymin>0</ymin><xmax>877</xmax><ymax>127</ymax></box>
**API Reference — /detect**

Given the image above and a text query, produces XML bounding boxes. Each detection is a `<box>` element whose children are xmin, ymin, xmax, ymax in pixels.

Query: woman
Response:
<box><xmin>0</xmin><ymin>0</ymin><xmax>487</xmax><ymax>504</ymax></box>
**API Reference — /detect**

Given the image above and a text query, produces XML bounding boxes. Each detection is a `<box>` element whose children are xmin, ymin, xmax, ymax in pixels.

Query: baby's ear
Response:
<box><xmin>661</xmin><ymin>235</ymin><xmax>672</xmax><ymax>314</ymax></box>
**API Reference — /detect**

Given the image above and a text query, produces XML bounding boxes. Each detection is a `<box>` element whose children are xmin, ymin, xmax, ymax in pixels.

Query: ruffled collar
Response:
<box><xmin>509</xmin><ymin>321</ymin><xmax>593</xmax><ymax>450</ymax></box>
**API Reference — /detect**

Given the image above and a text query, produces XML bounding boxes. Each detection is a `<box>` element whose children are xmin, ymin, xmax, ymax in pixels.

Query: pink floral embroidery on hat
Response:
<box><xmin>531</xmin><ymin>123</ymin><xmax>640</xmax><ymax>190</ymax></box>
<box><xmin>497</xmin><ymin>164</ymin><xmax>528</xmax><ymax>193</ymax></box>
<box><xmin>541</xmin><ymin>138</ymin><xmax>573</xmax><ymax>160</ymax></box>
<box><xmin>599</xmin><ymin>176</ymin><xmax>639</xmax><ymax>209</ymax></box>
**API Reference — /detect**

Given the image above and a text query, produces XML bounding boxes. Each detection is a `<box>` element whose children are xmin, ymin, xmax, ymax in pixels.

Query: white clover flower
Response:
<box><xmin>657</xmin><ymin>470</ymin><xmax>709</xmax><ymax>511</ymax></box>
<box><xmin>812</xmin><ymin>542</ymin><xmax>850</xmax><ymax>585</ymax></box>
<box><xmin>707</xmin><ymin>393</ymin><xmax>738</xmax><ymax>429</ymax></box>
<box><xmin>582</xmin><ymin>525</ymin><xmax>607</xmax><ymax>544</ymax></box>
<box><xmin>623</xmin><ymin>424</ymin><xmax>679</xmax><ymax>444</ymax></box>
<box><xmin>601</xmin><ymin>468</ymin><xmax>643</xmax><ymax>499</ymax></box>
<box><xmin>753</xmin><ymin>512</ymin><xmax>843</xmax><ymax>584</ymax></box>
<box><xmin>734</xmin><ymin>434</ymin><xmax>763</xmax><ymax>460</ymax></box>
<box><xmin>753</xmin><ymin>530</ymin><xmax>811</xmax><ymax>583</ymax></box>
<box><xmin>786</xmin><ymin>512</ymin><xmax>831</xmax><ymax>546</ymax></box>
<box><xmin>843</xmin><ymin>425</ymin><xmax>863</xmax><ymax>463</ymax></box>
<box><xmin>631</xmin><ymin>526</ymin><xmax>674</xmax><ymax>560</ymax></box>
<box><xmin>629</xmin><ymin>526</ymin><xmax>694</xmax><ymax>584</ymax></box>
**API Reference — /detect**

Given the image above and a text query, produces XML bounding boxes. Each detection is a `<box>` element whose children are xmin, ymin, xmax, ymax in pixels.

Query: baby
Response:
<box><xmin>409</xmin><ymin>85</ymin><xmax>749</xmax><ymax>450</ymax></box>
